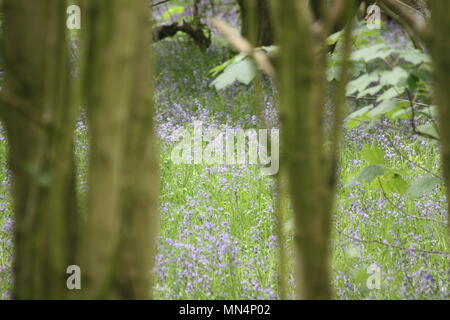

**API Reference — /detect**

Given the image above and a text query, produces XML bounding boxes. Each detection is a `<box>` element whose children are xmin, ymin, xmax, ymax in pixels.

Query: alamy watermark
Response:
<box><xmin>67</xmin><ymin>5</ymin><xmax>81</xmax><ymax>30</ymax></box>
<box><xmin>66</xmin><ymin>265</ymin><xmax>81</xmax><ymax>290</ymax></box>
<box><xmin>170</xmin><ymin>121</ymin><xmax>279</xmax><ymax>175</ymax></box>
<box><xmin>366</xmin><ymin>263</ymin><xmax>381</xmax><ymax>290</ymax></box>
<box><xmin>366</xmin><ymin>4</ymin><xmax>382</xmax><ymax>30</ymax></box>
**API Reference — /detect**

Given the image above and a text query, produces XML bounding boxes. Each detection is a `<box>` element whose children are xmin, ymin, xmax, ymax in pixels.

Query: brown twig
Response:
<box><xmin>406</xmin><ymin>89</ymin><xmax>439</xmax><ymax>140</ymax></box>
<box><xmin>384</xmin><ymin>130</ymin><xmax>440</xmax><ymax>178</ymax></box>
<box><xmin>152</xmin><ymin>0</ymin><xmax>172</xmax><ymax>7</ymax></box>
<box><xmin>336</xmin><ymin>229</ymin><xmax>450</xmax><ymax>255</ymax></box>
<box><xmin>210</xmin><ymin>17</ymin><xmax>275</xmax><ymax>77</ymax></box>
<box><xmin>379</xmin><ymin>0</ymin><xmax>427</xmax><ymax>36</ymax></box>
<box><xmin>377</xmin><ymin>177</ymin><xmax>446</xmax><ymax>226</ymax></box>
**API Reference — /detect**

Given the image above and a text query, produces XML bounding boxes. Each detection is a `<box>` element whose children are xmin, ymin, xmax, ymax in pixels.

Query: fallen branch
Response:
<box><xmin>152</xmin><ymin>22</ymin><xmax>211</xmax><ymax>51</ymax></box>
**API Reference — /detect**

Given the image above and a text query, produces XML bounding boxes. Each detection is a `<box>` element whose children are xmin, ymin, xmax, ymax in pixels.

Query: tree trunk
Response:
<box><xmin>237</xmin><ymin>0</ymin><xmax>273</xmax><ymax>46</ymax></box>
<box><xmin>80</xmin><ymin>0</ymin><xmax>158</xmax><ymax>299</ymax></box>
<box><xmin>114</xmin><ymin>6</ymin><xmax>158</xmax><ymax>299</ymax></box>
<box><xmin>0</xmin><ymin>0</ymin><xmax>79</xmax><ymax>299</ymax></box>
<box><xmin>271</xmin><ymin>0</ymin><xmax>331</xmax><ymax>299</ymax></box>
<box><xmin>270</xmin><ymin>0</ymin><xmax>355</xmax><ymax>299</ymax></box>
<box><xmin>380</xmin><ymin>1</ymin><xmax>449</xmax><ymax>231</ymax></box>
<box><xmin>426</xmin><ymin>1</ymin><xmax>450</xmax><ymax>231</ymax></box>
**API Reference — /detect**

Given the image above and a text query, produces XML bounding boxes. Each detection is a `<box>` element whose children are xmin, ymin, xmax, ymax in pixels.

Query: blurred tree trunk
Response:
<box><xmin>426</xmin><ymin>1</ymin><xmax>450</xmax><ymax>230</ymax></box>
<box><xmin>270</xmin><ymin>0</ymin><xmax>355</xmax><ymax>299</ymax></box>
<box><xmin>237</xmin><ymin>0</ymin><xmax>273</xmax><ymax>46</ymax></box>
<box><xmin>380</xmin><ymin>1</ymin><xmax>449</xmax><ymax>231</ymax></box>
<box><xmin>0</xmin><ymin>0</ymin><xmax>79</xmax><ymax>299</ymax></box>
<box><xmin>80</xmin><ymin>0</ymin><xmax>158</xmax><ymax>299</ymax></box>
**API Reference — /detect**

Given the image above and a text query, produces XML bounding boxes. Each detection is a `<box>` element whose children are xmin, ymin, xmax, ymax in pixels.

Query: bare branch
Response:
<box><xmin>337</xmin><ymin>229</ymin><xmax>450</xmax><ymax>255</ymax></box>
<box><xmin>379</xmin><ymin>0</ymin><xmax>427</xmax><ymax>37</ymax></box>
<box><xmin>151</xmin><ymin>0</ymin><xmax>172</xmax><ymax>7</ymax></box>
<box><xmin>210</xmin><ymin>17</ymin><xmax>275</xmax><ymax>77</ymax></box>
<box><xmin>152</xmin><ymin>22</ymin><xmax>211</xmax><ymax>51</ymax></box>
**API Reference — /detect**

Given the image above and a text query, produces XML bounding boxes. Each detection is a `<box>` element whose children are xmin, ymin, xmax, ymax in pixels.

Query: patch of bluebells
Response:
<box><xmin>0</xmin><ymin>27</ymin><xmax>448</xmax><ymax>300</ymax></box>
<box><xmin>0</xmin><ymin>127</ymin><xmax>13</xmax><ymax>300</ymax></box>
<box><xmin>334</xmin><ymin>118</ymin><xmax>448</xmax><ymax>299</ymax></box>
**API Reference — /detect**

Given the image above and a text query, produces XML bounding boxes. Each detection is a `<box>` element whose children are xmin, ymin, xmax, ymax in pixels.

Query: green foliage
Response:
<box><xmin>416</xmin><ymin>123</ymin><xmax>439</xmax><ymax>139</ymax></box>
<box><xmin>407</xmin><ymin>175</ymin><xmax>442</xmax><ymax>199</ymax></box>
<box><xmin>210</xmin><ymin>55</ymin><xmax>256</xmax><ymax>90</ymax></box>
<box><xmin>345</xmin><ymin>144</ymin><xmax>408</xmax><ymax>195</ymax></box>
<box><xmin>161</xmin><ymin>6</ymin><xmax>185</xmax><ymax>21</ymax></box>
<box><xmin>209</xmin><ymin>46</ymin><xmax>278</xmax><ymax>90</ymax></box>
<box><xmin>361</xmin><ymin>143</ymin><xmax>386</xmax><ymax>165</ymax></box>
<box><xmin>356</xmin><ymin>164</ymin><xmax>386</xmax><ymax>184</ymax></box>
<box><xmin>344</xmin><ymin>138</ymin><xmax>443</xmax><ymax>201</ymax></box>
<box><xmin>380</xmin><ymin>173</ymin><xmax>409</xmax><ymax>195</ymax></box>
<box><xmin>327</xmin><ymin>24</ymin><xmax>435</xmax><ymax>135</ymax></box>
<box><xmin>153</xmin><ymin>0</ymin><xmax>188</xmax><ymax>24</ymax></box>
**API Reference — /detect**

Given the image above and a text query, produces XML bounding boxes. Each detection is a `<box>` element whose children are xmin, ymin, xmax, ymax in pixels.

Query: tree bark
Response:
<box><xmin>426</xmin><ymin>1</ymin><xmax>450</xmax><ymax>231</ymax></box>
<box><xmin>0</xmin><ymin>0</ymin><xmax>79</xmax><ymax>299</ymax></box>
<box><xmin>271</xmin><ymin>0</ymin><xmax>330</xmax><ymax>299</ymax></box>
<box><xmin>270</xmin><ymin>0</ymin><xmax>355</xmax><ymax>299</ymax></box>
<box><xmin>152</xmin><ymin>22</ymin><xmax>211</xmax><ymax>51</ymax></box>
<box><xmin>237</xmin><ymin>0</ymin><xmax>273</xmax><ymax>46</ymax></box>
<box><xmin>80</xmin><ymin>0</ymin><xmax>158</xmax><ymax>299</ymax></box>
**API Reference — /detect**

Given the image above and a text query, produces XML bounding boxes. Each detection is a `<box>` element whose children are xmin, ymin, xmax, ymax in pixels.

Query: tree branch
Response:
<box><xmin>211</xmin><ymin>17</ymin><xmax>275</xmax><ymax>77</ymax></box>
<box><xmin>379</xmin><ymin>0</ymin><xmax>427</xmax><ymax>37</ymax></box>
<box><xmin>337</xmin><ymin>229</ymin><xmax>450</xmax><ymax>255</ymax></box>
<box><xmin>151</xmin><ymin>0</ymin><xmax>172</xmax><ymax>7</ymax></box>
<box><xmin>152</xmin><ymin>22</ymin><xmax>211</xmax><ymax>51</ymax></box>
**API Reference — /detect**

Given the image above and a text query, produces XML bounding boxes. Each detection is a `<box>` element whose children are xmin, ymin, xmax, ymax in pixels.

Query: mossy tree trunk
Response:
<box><xmin>80</xmin><ymin>0</ymin><xmax>158</xmax><ymax>299</ymax></box>
<box><xmin>0</xmin><ymin>0</ymin><xmax>79</xmax><ymax>299</ymax></box>
<box><xmin>1</xmin><ymin>0</ymin><xmax>158</xmax><ymax>299</ymax></box>
<box><xmin>426</xmin><ymin>1</ymin><xmax>450</xmax><ymax>231</ymax></box>
<box><xmin>237</xmin><ymin>0</ymin><xmax>273</xmax><ymax>46</ymax></box>
<box><xmin>270</xmin><ymin>0</ymin><xmax>355</xmax><ymax>299</ymax></box>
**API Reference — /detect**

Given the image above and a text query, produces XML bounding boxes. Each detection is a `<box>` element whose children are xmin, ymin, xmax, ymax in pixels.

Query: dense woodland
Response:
<box><xmin>0</xmin><ymin>0</ymin><xmax>448</xmax><ymax>300</ymax></box>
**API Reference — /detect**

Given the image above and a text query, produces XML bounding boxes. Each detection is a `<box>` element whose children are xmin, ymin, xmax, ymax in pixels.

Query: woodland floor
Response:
<box><xmin>0</xmin><ymin>38</ymin><xmax>448</xmax><ymax>300</ymax></box>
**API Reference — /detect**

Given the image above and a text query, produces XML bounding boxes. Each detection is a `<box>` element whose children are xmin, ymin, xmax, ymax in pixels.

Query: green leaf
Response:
<box><xmin>208</xmin><ymin>53</ymin><xmax>247</xmax><ymax>77</ymax></box>
<box><xmin>327</xmin><ymin>30</ymin><xmax>343</xmax><ymax>45</ymax></box>
<box><xmin>357</xmin><ymin>84</ymin><xmax>383</xmax><ymax>98</ymax></box>
<box><xmin>378</xmin><ymin>48</ymin><xmax>397</xmax><ymax>59</ymax></box>
<box><xmin>211</xmin><ymin>57</ymin><xmax>256</xmax><ymax>90</ymax></box>
<box><xmin>407</xmin><ymin>175</ymin><xmax>442</xmax><ymax>199</ymax></box>
<box><xmin>416</xmin><ymin>123</ymin><xmax>439</xmax><ymax>139</ymax></box>
<box><xmin>345</xmin><ymin>105</ymin><xmax>372</xmax><ymax>129</ymax></box>
<box><xmin>401</xmin><ymin>50</ymin><xmax>431</xmax><ymax>65</ymax></box>
<box><xmin>377</xmin><ymin>87</ymin><xmax>403</xmax><ymax>102</ymax></box>
<box><xmin>426</xmin><ymin>105</ymin><xmax>438</xmax><ymax>118</ymax></box>
<box><xmin>361</xmin><ymin>144</ymin><xmax>386</xmax><ymax>165</ymax></box>
<box><xmin>347</xmin><ymin>73</ymin><xmax>379</xmax><ymax>95</ymax></box>
<box><xmin>379</xmin><ymin>67</ymin><xmax>409</xmax><ymax>87</ymax></box>
<box><xmin>327</xmin><ymin>64</ymin><xmax>341</xmax><ymax>82</ymax></box>
<box><xmin>387</xmin><ymin>101</ymin><xmax>411</xmax><ymax>121</ymax></box>
<box><xmin>407</xmin><ymin>73</ymin><xmax>420</xmax><ymax>91</ymax></box>
<box><xmin>347</xmin><ymin>119</ymin><xmax>362</xmax><ymax>130</ymax></box>
<box><xmin>381</xmin><ymin>173</ymin><xmax>409</xmax><ymax>195</ymax></box>
<box><xmin>368</xmin><ymin>100</ymin><xmax>398</xmax><ymax>118</ymax></box>
<box><xmin>356</xmin><ymin>164</ymin><xmax>385</xmax><ymax>184</ymax></box>
<box><xmin>351</xmin><ymin>44</ymin><xmax>386</xmax><ymax>62</ymax></box>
